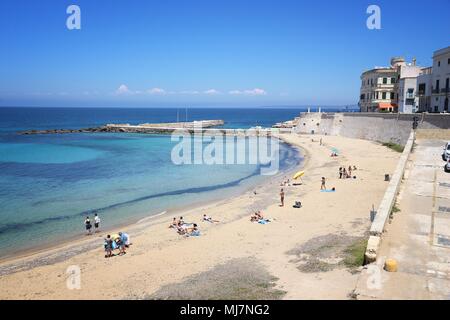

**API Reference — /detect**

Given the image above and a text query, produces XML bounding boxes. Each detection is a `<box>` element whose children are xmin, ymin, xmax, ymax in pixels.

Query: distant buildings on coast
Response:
<box><xmin>359</xmin><ymin>45</ymin><xmax>450</xmax><ymax>113</ymax></box>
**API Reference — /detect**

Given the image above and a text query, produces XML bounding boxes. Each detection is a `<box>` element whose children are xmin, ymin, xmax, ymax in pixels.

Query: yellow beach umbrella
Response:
<box><xmin>111</xmin><ymin>233</ymin><xmax>120</xmax><ymax>241</ymax></box>
<box><xmin>293</xmin><ymin>171</ymin><xmax>305</xmax><ymax>180</ymax></box>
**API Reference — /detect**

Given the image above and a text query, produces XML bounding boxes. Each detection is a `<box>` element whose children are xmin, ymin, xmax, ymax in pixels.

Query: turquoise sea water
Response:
<box><xmin>0</xmin><ymin>107</ymin><xmax>355</xmax><ymax>257</ymax></box>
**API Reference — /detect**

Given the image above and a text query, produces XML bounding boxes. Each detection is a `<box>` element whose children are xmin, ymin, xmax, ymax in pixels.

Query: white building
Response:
<box><xmin>431</xmin><ymin>46</ymin><xmax>450</xmax><ymax>112</ymax></box>
<box><xmin>397</xmin><ymin>61</ymin><xmax>422</xmax><ymax>113</ymax></box>
<box><xmin>359</xmin><ymin>57</ymin><xmax>402</xmax><ymax>112</ymax></box>
<box><xmin>416</xmin><ymin>67</ymin><xmax>432</xmax><ymax>112</ymax></box>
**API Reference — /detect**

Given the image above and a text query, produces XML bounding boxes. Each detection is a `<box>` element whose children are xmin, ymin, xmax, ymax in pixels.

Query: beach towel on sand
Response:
<box><xmin>320</xmin><ymin>189</ymin><xmax>336</xmax><ymax>193</ymax></box>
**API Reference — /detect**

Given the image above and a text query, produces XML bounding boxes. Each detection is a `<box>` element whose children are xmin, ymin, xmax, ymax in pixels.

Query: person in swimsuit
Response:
<box><xmin>176</xmin><ymin>221</ymin><xmax>187</xmax><ymax>235</ymax></box>
<box><xmin>203</xmin><ymin>214</ymin><xmax>219</xmax><ymax>223</ymax></box>
<box><xmin>94</xmin><ymin>213</ymin><xmax>101</xmax><ymax>232</ymax></box>
<box><xmin>321</xmin><ymin>177</ymin><xmax>326</xmax><ymax>190</ymax></box>
<box><xmin>85</xmin><ymin>216</ymin><xmax>92</xmax><ymax>234</ymax></box>
<box><xmin>280</xmin><ymin>188</ymin><xmax>285</xmax><ymax>207</ymax></box>
<box><xmin>169</xmin><ymin>217</ymin><xmax>177</xmax><ymax>228</ymax></box>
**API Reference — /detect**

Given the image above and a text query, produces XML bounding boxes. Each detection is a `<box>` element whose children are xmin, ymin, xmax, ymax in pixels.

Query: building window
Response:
<box><xmin>382</xmin><ymin>92</ymin><xmax>386</xmax><ymax>99</ymax></box>
<box><xmin>418</xmin><ymin>83</ymin><xmax>426</xmax><ymax>95</ymax></box>
<box><xmin>383</xmin><ymin>78</ymin><xmax>387</xmax><ymax>84</ymax></box>
<box><xmin>390</xmin><ymin>92</ymin><xmax>395</xmax><ymax>99</ymax></box>
<box><xmin>438</xmin><ymin>61</ymin><xmax>440</xmax><ymax>67</ymax></box>
<box><xmin>391</xmin><ymin>77</ymin><xmax>396</xmax><ymax>84</ymax></box>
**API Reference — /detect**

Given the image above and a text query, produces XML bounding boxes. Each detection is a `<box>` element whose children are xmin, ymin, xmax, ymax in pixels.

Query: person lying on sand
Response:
<box><xmin>185</xmin><ymin>223</ymin><xmax>200</xmax><ymax>237</ymax></box>
<box><xmin>250</xmin><ymin>211</ymin><xmax>264</xmax><ymax>222</ymax></box>
<box><xmin>203</xmin><ymin>214</ymin><xmax>219</xmax><ymax>223</ymax></box>
<box><xmin>176</xmin><ymin>221</ymin><xmax>187</xmax><ymax>235</ymax></box>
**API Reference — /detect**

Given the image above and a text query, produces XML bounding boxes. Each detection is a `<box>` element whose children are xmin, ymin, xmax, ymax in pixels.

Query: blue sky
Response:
<box><xmin>0</xmin><ymin>0</ymin><xmax>449</xmax><ymax>108</ymax></box>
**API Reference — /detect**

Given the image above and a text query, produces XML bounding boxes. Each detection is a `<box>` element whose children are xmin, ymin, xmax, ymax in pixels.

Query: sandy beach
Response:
<box><xmin>0</xmin><ymin>134</ymin><xmax>401</xmax><ymax>300</ymax></box>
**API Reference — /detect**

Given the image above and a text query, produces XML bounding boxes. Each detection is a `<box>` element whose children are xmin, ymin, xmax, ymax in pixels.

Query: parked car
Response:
<box><xmin>443</xmin><ymin>142</ymin><xmax>450</xmax><ymax>161</ymax></box>
<box><xmin>445</xmin><ymin>158</ymin><xmax>450</xmax><ymax>173</ymax></box>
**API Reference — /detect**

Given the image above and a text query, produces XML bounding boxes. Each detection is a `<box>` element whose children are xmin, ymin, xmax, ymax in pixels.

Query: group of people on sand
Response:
<box><xmin>169</xmin><ymin>214</ymin><xmax>219</xmax><ymax>237</ymax></box>
<box><xmin>339</xmin><ymin>165</ymin><xmax>357</xmax><ymax>179</ymax></box>
<box><xmin>104</xmin><ymin>232</ymin><xmax>131</xmax><ymax>258</ymax></box>
<box><xmin>83</xmin><ymin>213</ymin><xmax>132</xmax><ymax>258</ymax></box>
<box><xmin>250</xmin><ymin>210</ymin><xmax>271</xmax><ymax>224</ymax></box>
<box><xmin>280</xmin><ymin>177</ymin><xmax>291</xmax><ymax>187</ymax></box>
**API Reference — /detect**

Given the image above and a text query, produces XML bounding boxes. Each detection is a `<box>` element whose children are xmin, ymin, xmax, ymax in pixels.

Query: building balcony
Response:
<box><xmin>432</xmin><ymin>88</ymin><xmax>440</xmax><ymax>94</ymax></box>
<box><xmin>376</xmin><ymin>83</ymin><xmax>395</xmax><ymax>88</ymax></box>
<box><xmin>406</xmin><ymin>93</ymin><xmax>415</xmax><ymax>99</ymax></box>
<box><xmin>441</xmin><ymin>88</ymin><xmax>450</xmax><ymax>94</ymax></box>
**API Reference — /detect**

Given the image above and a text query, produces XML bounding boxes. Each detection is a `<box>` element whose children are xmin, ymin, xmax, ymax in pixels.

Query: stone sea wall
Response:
<box><xmin>295</xmin><ymin>112</ymin><xmax>450</xmax><ymax>145</ymax></box>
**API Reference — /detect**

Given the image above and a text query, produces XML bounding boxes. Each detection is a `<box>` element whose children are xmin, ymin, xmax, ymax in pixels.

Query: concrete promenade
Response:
<box><xmin>355</xmin><ymin>138</ymin><xmax>450</xmax><ymax>299</ymax></box>
<box><xmin>364</xmin><ymin>131</ymin><xmax>415</xmax><ymax>263</ymax></box>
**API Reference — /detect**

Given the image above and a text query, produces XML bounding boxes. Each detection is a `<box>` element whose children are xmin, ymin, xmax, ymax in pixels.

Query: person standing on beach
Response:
<box><xmin>280</xmin><ymin>188</ymin><xmax>285</xmax><ymax>207</ymax></box>
<box><xmin>104</xmin><ymin>235</ymin><xmax>113</xmax><ymax>258</ymax></box>
<box><xmin>94</xmin><ymin>213</ymin><xmax>101</xmax><ymax>232</ymax></box>
<box><xmin>84</xmin><ymin>216</ymin><xmax>92</xmax><ymax>235</ymax></box>
<box><xmin>339</xmin><ymin>167</ymin><xmax>343</xmax><ymax>179</ymax></box>
<box><xmin>348</xmin><ymin>166</ymin><xmax>352</xmax><ymax>178</ymax></box>
<box><xmin>119</xmin><ymin>232</ymin><xmax>131</xmax><ymax>247</ymax></box>
<box><xmin>321</xmin><ymin>177</ymin><xmax>326</xmax><ymax>190</ymax></box>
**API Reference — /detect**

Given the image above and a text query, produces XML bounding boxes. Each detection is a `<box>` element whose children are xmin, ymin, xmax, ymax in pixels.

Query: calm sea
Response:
<box><xmin>0</xmin><ymin>106</ymin><xmax>354</xmax><ymax>257</ymax></box>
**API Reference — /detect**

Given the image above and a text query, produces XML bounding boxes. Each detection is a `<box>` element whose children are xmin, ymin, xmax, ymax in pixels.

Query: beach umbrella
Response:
<box><xmin>111</xmin><ymin>233</ymin><xmax>120</xmax><ymax>241</ymax></box>
<box><xmin>293</xmin><ymin>171</ymin><xmax>305</xmax><ymax>180</ymax></box>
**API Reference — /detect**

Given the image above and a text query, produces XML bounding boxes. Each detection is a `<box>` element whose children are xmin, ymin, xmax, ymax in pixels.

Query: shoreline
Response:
<box><xmin>0</xmin><ymin>133</ymin><xmax>401</xmax><ymax>299</ymax></box>
<box><xmin>0</xmin><ymin>137</ymin><xmax>302</xmax><ymax>268</ymax></box>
